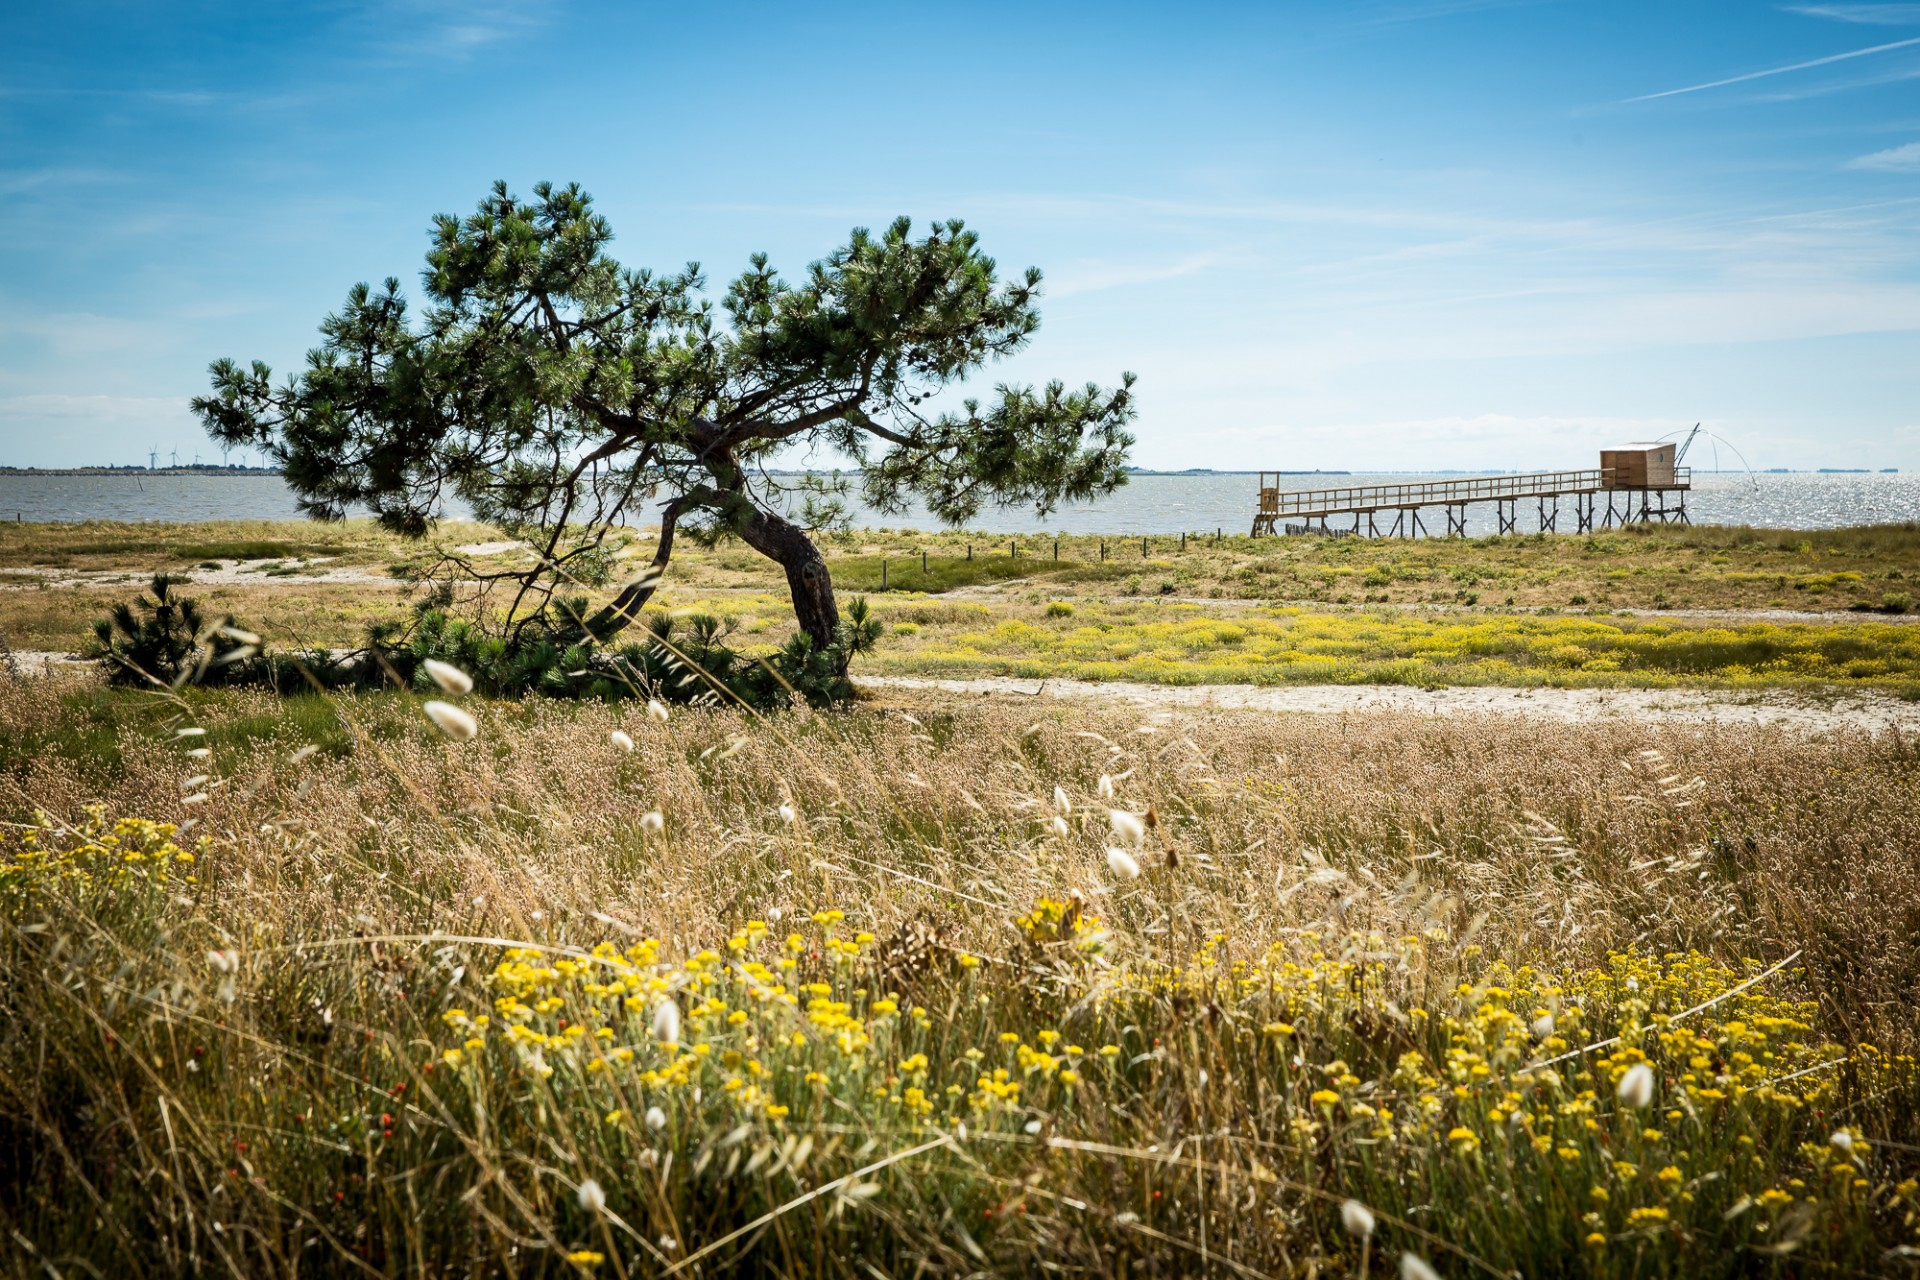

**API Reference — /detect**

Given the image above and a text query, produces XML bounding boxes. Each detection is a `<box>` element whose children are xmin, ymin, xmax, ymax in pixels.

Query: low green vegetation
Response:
<box><xmin>4</xmin><ymin>521</ymin><xmax>1919</xmax><ymax>700</ymax></box>
<box><xmin>802</xmin><ymin>522</ymin><xmax>1920</xmax><ymax>614</ymax></box>
<box><xmin>860</xmin><ymin>600</ymin><xmax>1920</xmax><ymax>695</ymax></box>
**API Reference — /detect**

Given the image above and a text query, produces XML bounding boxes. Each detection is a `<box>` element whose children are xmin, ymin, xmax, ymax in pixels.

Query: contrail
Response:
<box><xmin>1625</xmin><ymin>34</ymin><xmax>1920</xmax><ymax>101</ymax></box>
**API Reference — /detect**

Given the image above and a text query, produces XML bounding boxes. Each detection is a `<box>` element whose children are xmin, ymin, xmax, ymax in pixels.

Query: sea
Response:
<box><xmin>0</xmin><ymin>470</ymin><xmax>1912</xmax><ymax>538</ymax></box>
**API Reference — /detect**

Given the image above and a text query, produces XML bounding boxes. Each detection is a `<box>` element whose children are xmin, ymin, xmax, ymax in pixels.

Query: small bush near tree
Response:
<box><xmin>90</xmin><ymin>579</ymin><xmax>881</xmax><ymax>711</ymax></box>
<box><xmin>89</xmin><ymin>574</ymin><xmax>260</xmax><ymax>688</ymax></box>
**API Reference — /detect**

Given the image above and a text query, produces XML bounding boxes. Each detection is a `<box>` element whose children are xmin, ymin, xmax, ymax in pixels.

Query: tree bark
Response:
<box><xmin>739</xmin><ymin>505</ymin><xmax>840</xmax><ymax>655</ymax></box>
<box><xmin>580</xmin><ymin>500</ymin><xmax>686</xmax><ymax>642</ymax></box>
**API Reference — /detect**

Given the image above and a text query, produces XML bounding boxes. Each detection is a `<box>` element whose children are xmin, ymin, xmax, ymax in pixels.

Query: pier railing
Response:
<box><xmin>1257</xmin><ymin>468</ymin><xmax>1689</xmax><ymax>520</ymax></box>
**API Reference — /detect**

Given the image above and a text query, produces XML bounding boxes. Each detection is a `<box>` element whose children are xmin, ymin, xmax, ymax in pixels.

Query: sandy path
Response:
<box><xmin>0</xmin><ymin>559</ymin><xmax>398</xmax><ymax>589</ymax></box>
<box><xmin>857</xmin><ymin>673</ymin><xmax>1920</xmax><ymax>734</ymax></box>
<box><xmin>12</xmin><ymin>651</ymin><xmax>1914</xmax><ymax>734</ymax></box>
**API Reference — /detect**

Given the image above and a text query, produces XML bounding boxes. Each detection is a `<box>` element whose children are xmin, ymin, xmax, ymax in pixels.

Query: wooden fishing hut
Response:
<box><xmin>1250</xmin><ymin>444</ymin><xmax>1691</xmax><ymax>538</ymax></box>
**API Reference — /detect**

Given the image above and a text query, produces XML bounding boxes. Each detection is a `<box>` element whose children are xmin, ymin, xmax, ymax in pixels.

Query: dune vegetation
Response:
<box><xmin>2</xmin><ymin>520</ymin><xmax>1919</xmax><ymax>700</ymax></box>
<box><xmin>4</xmin><ymin>672</ymin><xmax>1920</xmax><ymax>1276</ymax></box>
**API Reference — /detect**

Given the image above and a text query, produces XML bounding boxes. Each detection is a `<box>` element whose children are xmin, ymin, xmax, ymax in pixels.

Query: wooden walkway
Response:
<box><xmin>1251</xmin><ymin>468</ymin><xmax>1691</xmax><ymax>537</ymax></box>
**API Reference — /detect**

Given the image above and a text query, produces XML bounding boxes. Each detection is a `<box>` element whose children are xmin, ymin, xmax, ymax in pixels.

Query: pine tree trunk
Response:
<box><xmin>580</xmin><ymin>501</ymin><xmax>687</xmax><ymax>642</ymax></box>
<box><xmin>739</xmin><ymin>506</ymin><xmax>840</xmax><ymax>654</ymax></box>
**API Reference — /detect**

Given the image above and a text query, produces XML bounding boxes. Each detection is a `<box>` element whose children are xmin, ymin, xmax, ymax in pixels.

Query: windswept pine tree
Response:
<box><xmin>194</xmin><ymin>182</ymin><xmax>1136</xmax><ymax>683</ymax></box>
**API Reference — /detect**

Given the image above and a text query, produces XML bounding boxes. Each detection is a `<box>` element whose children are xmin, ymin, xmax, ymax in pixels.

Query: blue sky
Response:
<box><xmin>3</xmin><ymin>0</ymin><xmax>1919</xmax><ymax>473</ymax></box>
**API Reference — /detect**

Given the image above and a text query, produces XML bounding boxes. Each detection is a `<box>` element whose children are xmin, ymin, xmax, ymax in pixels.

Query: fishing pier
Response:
<box><xmin>1250</xmin><ymin>444</ymin><xmax>1691</xmax><ymax>538</ymax></box>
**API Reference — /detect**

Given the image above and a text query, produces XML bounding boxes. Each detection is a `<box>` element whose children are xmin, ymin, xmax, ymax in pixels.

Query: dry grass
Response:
<box><xmin>0</xmin><ymin>517</ymin><xmax>443</xmax><ymax>570</ymax></box>
<box><xmin>0</xmin><ymin>580</ymin><xmax>409</xmax><ymax>651</ymax></box>
<box><xmin>5</xmin><ymin>678</ymin><xmax>1918</xmax><ymax>991</ymax></box>
<box><xmin>4</xmin><ymin>674</ymin><xmax>1920</xmax><ymax>1275</ymax></box>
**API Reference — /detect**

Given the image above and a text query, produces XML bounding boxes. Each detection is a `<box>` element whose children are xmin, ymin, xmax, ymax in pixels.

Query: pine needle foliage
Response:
<box><xmin>88</xmin><ymin>573</ymin><xmax>258</xmax><ymax>688</ymax></box>
<box><xmin>191</xmin><ymin>182</ymin><xmax>1136</xmax><ymax>691</ymax></box>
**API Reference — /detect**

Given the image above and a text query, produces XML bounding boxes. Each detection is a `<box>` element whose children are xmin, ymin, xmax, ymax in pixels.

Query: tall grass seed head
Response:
<box><xmin>610</xmin><ymin>729</ymin><xmax>635</xmax><ymax>752</ymax></box>
<box><xmin>1109</xmin><ymin>809</ymin><xmax>1145</xmax><ymax>846</ymax></box>
<box><xmin>1617</xmin><ymin>1062</ymin><xmax>1656</xmax><ymax>1109</ymax></box>
<box><xmin>423</xmin><ymin>700</ymin><xmax>478</xmax><ymax>741</ymax></box>
<box><xmin>1047</xmin><ymin>815</ymin><xmax>1070</xmax><ymax>838</ymax></box>
<box><xmin>1053</xmin><ymin>786</ymin><xmax>1071</xmax><ymax>814</ymax></box>
<box><xmin>640</xmin><ymin>810</ymin><xmax>664</xmax><ymax>835</ymax></box>
<box><xmin>577</xmin><ymin>1177</ymin><xmax>606</xmax><ymax>1213</ymax></box>
<box><xmin>1340</xmin><ymin>1198</ymin><xmax>1375</xmax><ymax>1238</ymax></box>
<box><xmin>652</xmin><ymin>999</ymin><xmax>681</xmax><ymax>1046</ymax></box>
<box><xmin>423</xmin><ymin>659</ymin><xmax>473</xmax><ymax>695</ymax></box>
<box><xmin>647</xmin><ymin>698</ymin><xmax>670</xmax><ymax>723</ymax></box>
<box><xmin>1097</xmin><ymin>774</ymin><xmax>1115</xmax><ymax>800</ymax></box>
<box><xmin>645</xmin><ymin>1105</ymin><xmax>667</xmax><ymax>1131</ymax></box>
<box><xmin>1400</xmin><ymin>1254</ymin><xmax>1441</xmax><ymax>1280</ymax></box>
<box><xmin>1106</xmin><ymin>846</ymin><xmax>1142</xmax><ymax>881</ymax></box>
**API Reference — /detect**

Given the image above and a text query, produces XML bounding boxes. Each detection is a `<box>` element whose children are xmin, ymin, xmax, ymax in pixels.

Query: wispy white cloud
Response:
<box><xmin>1849</xmin><ymin>140</ymin><xmax>1920</xmax><ymax>168</ymax></box>
<box><xmin>0</xmin><ymin>167</ymin><xmax>131</xmax><ymax>196</ymax></box>
<box><xmin>366</xmin><ymin>0</ymin><xmax>558</xmax><ymax>63</ymax></box>
<box><xmin>1623</xmin><ymin>34</ymin><xmax>1920</xmax><ymax>101</ymax></box>
<box><xmin>1748</xmin><ymin>58</ymin><xmax>1920</xmax><ymax>99</ymax></box>
<box><xmin>1046</xmin><ymin>255</ymin><xmax>1222</xmax><ymax>298</ymax></box>
<box><xmin>1786</xmin><ymin>4</ymin><xmax>1920</xmax><ymax>23</ymax></box>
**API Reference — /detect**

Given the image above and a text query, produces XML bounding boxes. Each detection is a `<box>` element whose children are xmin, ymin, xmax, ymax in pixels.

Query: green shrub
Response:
<box><xmin>90</xmin><ymin>577</ymin><xmax>883</xmax><ymax>711</ymax></box>
<box><xmin>397</xmin><ymin>596</ymin><xmax>884</xmax><ymax>710</ymax></box>
<box><xmin>88</xmin><ymin>574</ymin><xmax>260</xmax><ymax>688</ymax></box>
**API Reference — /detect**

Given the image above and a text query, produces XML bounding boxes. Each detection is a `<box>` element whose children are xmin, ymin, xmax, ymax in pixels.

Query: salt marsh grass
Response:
<box><xmin>3</xmin><ymin>674</ymin><xmax>1920</xmax><ymax>1274</ymax></box>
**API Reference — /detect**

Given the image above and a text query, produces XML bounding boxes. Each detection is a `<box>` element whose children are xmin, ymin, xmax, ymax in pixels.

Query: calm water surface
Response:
<box><xmin>0</xmin><ymin>471</ymin><xmax>1912</xmax><ymax>536</ymax></box>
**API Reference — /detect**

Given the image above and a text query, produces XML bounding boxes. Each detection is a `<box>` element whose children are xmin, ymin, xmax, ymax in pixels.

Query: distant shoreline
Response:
<box><xmin>0</xmin><ymin>467</ymin><xmax>283</xmax><ymax>478</ymax></box>
<box><xmin>0</xmin><ymin>466</ymin><xmax>1899</xmax><ymax>479</ymax></box>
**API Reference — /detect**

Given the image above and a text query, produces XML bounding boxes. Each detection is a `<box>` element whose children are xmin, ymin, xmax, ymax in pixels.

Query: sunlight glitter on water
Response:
<box><xmin>0</xmin><ymin>470</ymin><xmax>1911</xmax><ymax>535</ymax></box>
